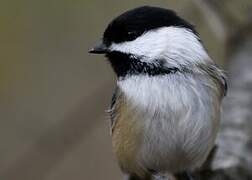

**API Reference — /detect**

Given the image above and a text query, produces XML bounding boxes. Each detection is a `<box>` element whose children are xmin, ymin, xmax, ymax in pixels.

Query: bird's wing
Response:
<box><xmin>221</xmin><ymin>74</ymin><xmax>228</xmax><ymax>96</ymax></box>
<box><xmin>198</xmin><ymin>62</ymin><xmax>228</xmax><ymax>97</ymax></box>
<box><xmin>107</xmin><ymin>86</ymin><xmax>122</xmax><ymax>134</ymax></box>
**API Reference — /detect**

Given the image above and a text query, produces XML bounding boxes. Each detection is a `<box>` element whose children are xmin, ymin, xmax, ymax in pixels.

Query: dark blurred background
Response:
<box><xmin>0</xmin><ymin>0</ymin><xmax>251</xmax><ymax>180</ymax></box>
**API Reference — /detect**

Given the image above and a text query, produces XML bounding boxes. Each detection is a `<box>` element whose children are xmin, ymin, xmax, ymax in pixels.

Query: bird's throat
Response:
<box><xmin>106</xmin><ymin>51</ymin><xmax>178</xmax><ymax>78</ymax></box>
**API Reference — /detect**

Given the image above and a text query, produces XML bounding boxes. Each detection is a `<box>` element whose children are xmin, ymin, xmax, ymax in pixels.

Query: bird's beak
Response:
<box><xmin>89</xmin><ymin>41</ymin><xmax>108</xmax><ymax>54</ymax></box>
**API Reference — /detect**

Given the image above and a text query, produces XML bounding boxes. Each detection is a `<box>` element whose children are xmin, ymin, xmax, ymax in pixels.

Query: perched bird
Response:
<box><xmin>89</xmin><ymin>6</ymin><xmax>227</xmax><ymax>180</ymax></box>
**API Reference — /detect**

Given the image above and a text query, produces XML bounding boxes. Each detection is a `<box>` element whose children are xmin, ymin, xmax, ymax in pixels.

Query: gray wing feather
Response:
<box><xmin>107</xmin><ymin>86</ymin><xmax>120</xmax><ymax>133</ymax></box>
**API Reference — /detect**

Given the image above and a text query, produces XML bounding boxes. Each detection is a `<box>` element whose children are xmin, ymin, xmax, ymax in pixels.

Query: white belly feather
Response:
<box><xmin>117</xmin><ymin>73</ymin><xmax>221</xmax><ymax>173</ymax></box>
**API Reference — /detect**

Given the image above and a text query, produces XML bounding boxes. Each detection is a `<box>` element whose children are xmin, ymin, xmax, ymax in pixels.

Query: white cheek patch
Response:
<box><xmin>109</xmin><ymin>27</ymin><xmax>210</xmax><ymax>66</ymax></box>
<box><xmin>110</xmin><ymin>29</ymin><xmax>166</xmax><ymax>58</ymax></box>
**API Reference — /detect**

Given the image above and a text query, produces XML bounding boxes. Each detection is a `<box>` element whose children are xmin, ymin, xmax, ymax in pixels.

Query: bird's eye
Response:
<box><xmin>126</xmin><ymin>31</ymin><xmax>139</xmax><ymax>41</ymax></box>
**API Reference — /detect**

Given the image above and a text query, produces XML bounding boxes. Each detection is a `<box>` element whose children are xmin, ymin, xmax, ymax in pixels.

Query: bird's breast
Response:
<box><xmin>114</xmin><ymin>74</ymin><xmax>221</xmax><ymax>173</ymax></box>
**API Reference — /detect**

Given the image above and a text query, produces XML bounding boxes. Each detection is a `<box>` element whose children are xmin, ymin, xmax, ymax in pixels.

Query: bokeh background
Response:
<box><xmin>0</xmin><ymin>0</ymin><xmax>251</xmax><ymax>180</ymax></box>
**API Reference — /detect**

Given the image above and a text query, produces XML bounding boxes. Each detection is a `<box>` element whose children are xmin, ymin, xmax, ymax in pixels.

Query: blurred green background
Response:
<box><xmin>0</xmin><ymin>0</ymin><xmax>251</xmax><ymax>180</ymax></box>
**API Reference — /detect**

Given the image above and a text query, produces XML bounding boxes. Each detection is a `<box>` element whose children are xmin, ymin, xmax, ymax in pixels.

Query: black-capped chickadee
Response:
<box><xmin>89</xmin><ymin>6</ymin><xmax>227</xmax><ymax>180</ymax></box>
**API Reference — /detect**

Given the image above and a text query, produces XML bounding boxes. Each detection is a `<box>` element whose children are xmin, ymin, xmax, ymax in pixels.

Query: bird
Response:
<box><xmin>89</xmin><ymin>6</ymin><xmax>227</xmax><ymax>180</ymax></box>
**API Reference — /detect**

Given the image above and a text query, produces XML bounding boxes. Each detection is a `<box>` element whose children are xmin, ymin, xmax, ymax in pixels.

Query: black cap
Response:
<box><xmin>103</xmin><ymin>6</ymin><xmax>196</xmax><ymax>45</ymax></box>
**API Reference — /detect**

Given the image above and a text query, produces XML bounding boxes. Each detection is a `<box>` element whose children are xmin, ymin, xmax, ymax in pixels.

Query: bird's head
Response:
<box><xmin>89</xmin><ymin>6</ymin><xmax>210</xmax><ymax>78</ymax></box>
